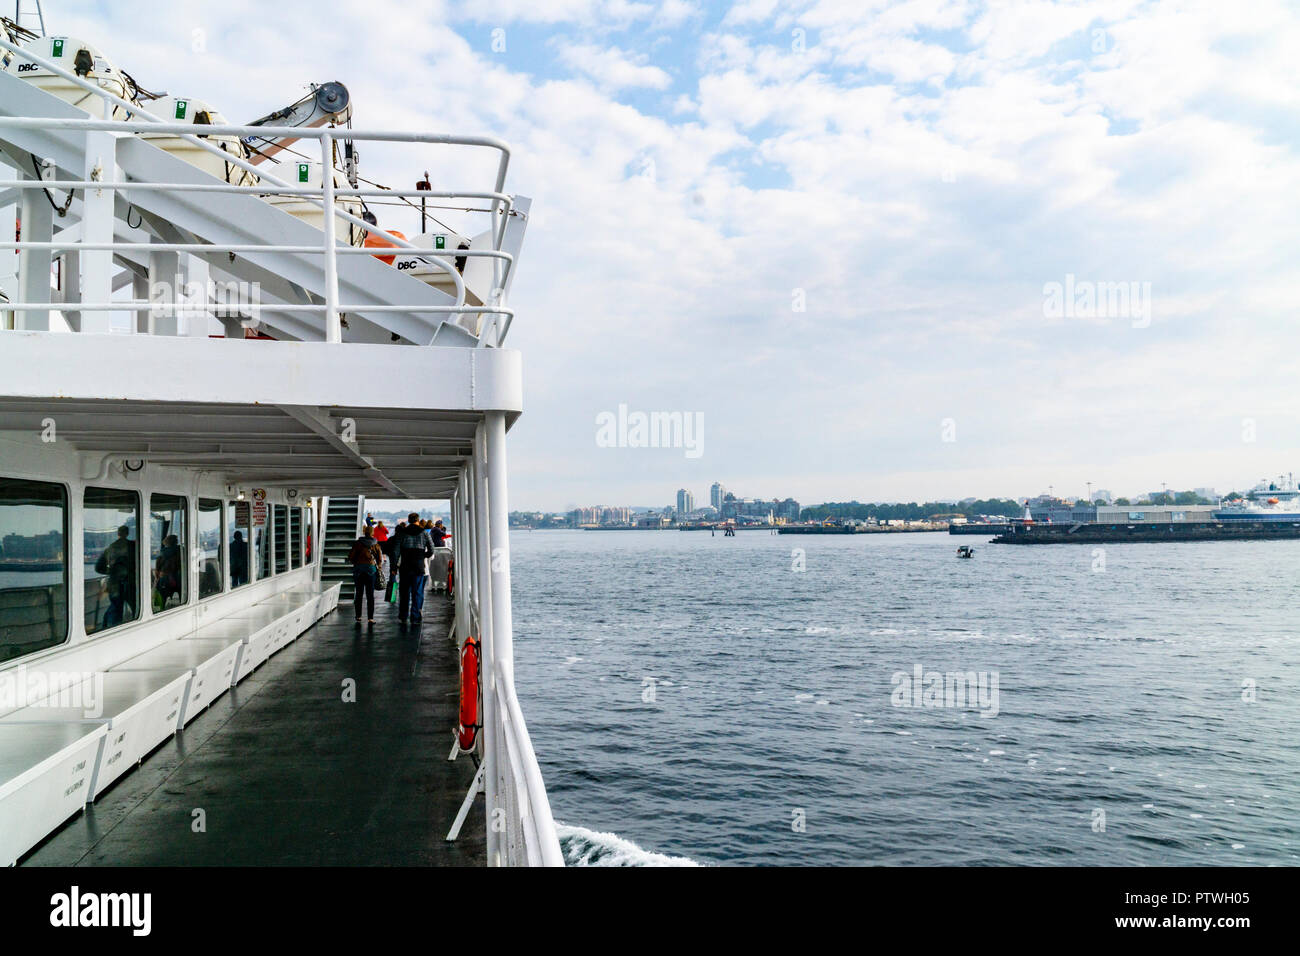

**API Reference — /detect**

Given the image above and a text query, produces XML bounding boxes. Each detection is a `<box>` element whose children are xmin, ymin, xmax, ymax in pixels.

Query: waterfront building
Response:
<box><xmin>1095</xmin><ymin>505</ymin><xmax>1218</xmax><ymax>524</ymax></box>
<box><xmin>677</xmin><ymin>489</ymin><xmax>694</xmax><ymax>515</ymax></box>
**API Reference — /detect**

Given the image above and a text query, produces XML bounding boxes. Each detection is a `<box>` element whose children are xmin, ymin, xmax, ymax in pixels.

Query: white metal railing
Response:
<box><xmin>0</xmin><ymin>32</ymin><xmax>519</xmax><ymax>346</ymax></box>
<box><xmin>449</xmin><ymin>415</ymin><xmax>563</xmax><ymax>867</ymax></box>
<box><xmin>494</xmin><ymin>666</ymin><xmax>564</xmax><ymax>865</ymax></box>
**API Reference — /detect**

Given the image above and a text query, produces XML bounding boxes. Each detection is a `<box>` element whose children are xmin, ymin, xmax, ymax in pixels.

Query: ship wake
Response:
<box><xmin>556</xmin><ymin>824</ymin><xmax>700</xmax><ymax>867</ymax></box>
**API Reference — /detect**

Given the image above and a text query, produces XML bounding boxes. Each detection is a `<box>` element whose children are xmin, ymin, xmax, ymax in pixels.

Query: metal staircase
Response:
<box><xmin>321</xmin><ymin>496</ymin><xmax>364</xmax><ymax>600</ymax></box>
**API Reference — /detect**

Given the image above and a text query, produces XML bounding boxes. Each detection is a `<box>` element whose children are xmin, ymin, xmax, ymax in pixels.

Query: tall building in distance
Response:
<box><xmin>710</xmin><ymin>482</ymin><xmax>726</xmax><ymax>511</ymax></box>
<box><xmin>677</xmin><ymin>488</ymin><xmax>694</xmax><ymax>515</ymax></box>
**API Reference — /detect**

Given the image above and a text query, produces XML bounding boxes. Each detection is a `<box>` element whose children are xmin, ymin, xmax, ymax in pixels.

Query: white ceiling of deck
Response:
<box><xmin>0</xmin><ymin>398</ymin><xmax>476</xmax><ymax>498</ymax></box>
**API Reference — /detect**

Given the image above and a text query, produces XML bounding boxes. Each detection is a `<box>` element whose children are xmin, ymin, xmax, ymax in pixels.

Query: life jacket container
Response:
<box><xmin>364</xmin><ymin>228</ymin><xmax>407</xmax><ymax>265</ymax></box>
<box><xmin>458</xmin><ymin>635</ymin><xmax>480</xmax><ymax>751</ymax></box>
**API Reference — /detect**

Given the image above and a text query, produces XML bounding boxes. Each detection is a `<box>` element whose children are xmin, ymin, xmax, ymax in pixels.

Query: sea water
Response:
<box><xmin>511</xmin><ymin>530</ymin><xmax>1300</xmax><ymax>866</ymax></box>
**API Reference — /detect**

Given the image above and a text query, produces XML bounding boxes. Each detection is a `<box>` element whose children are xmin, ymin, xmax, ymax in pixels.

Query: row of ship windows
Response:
<box><xmin>0</xmin><ymin>476</ymin><xmax>316</xmax><ymax>666</ymax></box>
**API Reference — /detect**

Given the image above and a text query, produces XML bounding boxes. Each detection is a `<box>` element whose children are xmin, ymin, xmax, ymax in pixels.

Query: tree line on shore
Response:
<box><xmin>799</xmin><ymin>499</ymin><xmax>1023</xmax><ymax>522</ymax></box>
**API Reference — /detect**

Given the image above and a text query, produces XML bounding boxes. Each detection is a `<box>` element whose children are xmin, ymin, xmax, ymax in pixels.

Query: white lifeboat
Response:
<box><xmin>388</xmin><ymin>231</ymin><xmax>480</xmax><ymax>303</ymax></box>
<box><xmin>2</xmin><ymin>35</ymin><xmax>132</xmax><ymax>119</ymax></box>
<box><xmin>262</xmin><ymin>160</ymin><xmax>365</xmax><ymax>247</ymax></box>
<box><xmin>137</xmin><ymin>96</ymin><xmax>258</xmax><ymax>187</ymax></box>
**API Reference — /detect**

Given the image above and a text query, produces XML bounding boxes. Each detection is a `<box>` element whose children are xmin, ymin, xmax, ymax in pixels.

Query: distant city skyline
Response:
<box><xmin>374</xmin><ymin>478</ymin><xmax>1261</xmax><ymax>517</ymax></box>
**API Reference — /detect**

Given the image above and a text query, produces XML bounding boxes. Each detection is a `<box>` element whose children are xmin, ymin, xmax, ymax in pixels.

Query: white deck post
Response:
<box><xmin>483</xmin><ymin>412</ymin><xmax>515</xmax><ymax>676</ymax></box>
<box><xmin>462</xmin><ymin>463</ymin><xmax>473</xmax><ymax>642</ymax></box>
<box><xmin>149</xmin><ymin>242</ymin><xmax>180</xmax><ymax>336</ymax></box>
<box><xmin>471</xmin><ymin>423</ymin><xmax>500</xmax><ymax>864</ymax></box>
<box><xmin>320</xmin><ymin>132</ymin><xmax>341</xmax><ymax>343</ymax></box>
<box><xmin>16</xmin><ymin>163</ymin><xmax>52</xmax><ymax>330</ymax></box>
<box><xmin>132</xmin><ymin>271</ymin><xmax>150</xmax><ymax>334</ymax></box>
<box><xmin>79</xmin><ymin>129</ymin><xmax>116</xmax><ymax>334</ymax></box>
<box><xmin>183</xmin><ymin>254</ymin><xmax>211</xmax><ymax>337</ymax></box>
<box><xmin>452</xmin><ymin>473</ymin><xmax>469</xmax><ymax>643</ymax></box>
<box><xmin>483</xmin><ymin>410</ymin><xmax>522</xmax><ymax>863</ymax></box>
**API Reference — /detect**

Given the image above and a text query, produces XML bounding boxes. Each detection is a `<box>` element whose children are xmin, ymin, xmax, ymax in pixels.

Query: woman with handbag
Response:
<box><xmin>348</xmin><ymin>529</ymin><xmax>383</xmax><ymax>624</ymax></box>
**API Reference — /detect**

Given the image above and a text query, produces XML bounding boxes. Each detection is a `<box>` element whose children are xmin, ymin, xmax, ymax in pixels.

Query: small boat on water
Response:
<box><xmin>956</xmin><ymin>545</ymin><xmax>974</xmax><ymax>558</ymax></box>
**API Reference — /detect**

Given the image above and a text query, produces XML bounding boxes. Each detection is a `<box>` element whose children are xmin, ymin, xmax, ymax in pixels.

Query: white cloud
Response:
<box><xmin>29</xmin><ymin>0</ymin><xmax>1300</xmax><ymax>507</ymax></box>
<box><xmin>555</xmin><ymin>42</ymin><xmax>673</xmax><ymax>90</ymax></box>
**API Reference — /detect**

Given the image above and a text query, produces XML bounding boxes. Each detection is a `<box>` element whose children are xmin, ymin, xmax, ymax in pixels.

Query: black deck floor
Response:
<box><xmin>23</xmin><ymin>588</ymin><xmax>485</xmax><ymax>866</ymax></box>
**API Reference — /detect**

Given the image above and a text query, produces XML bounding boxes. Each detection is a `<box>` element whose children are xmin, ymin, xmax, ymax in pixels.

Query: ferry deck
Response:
<box><xmin>0</xmin><ymin>17</ymin><xmax>561</xmax><ymax>866</ymax></box>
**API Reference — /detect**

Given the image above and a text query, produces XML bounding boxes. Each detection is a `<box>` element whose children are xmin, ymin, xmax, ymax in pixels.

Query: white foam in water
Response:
<box><xmin>557</xmin><ymin>824</ymin><xmax>700</xmax><ymax>867</ymax></box>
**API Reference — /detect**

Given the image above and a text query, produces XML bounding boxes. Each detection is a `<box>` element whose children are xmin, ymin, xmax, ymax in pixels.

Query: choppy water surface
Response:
<box><xmin>509</xmin><ymin>530</ymin><xmax>1300</xmax><ymax>866</ymax></box>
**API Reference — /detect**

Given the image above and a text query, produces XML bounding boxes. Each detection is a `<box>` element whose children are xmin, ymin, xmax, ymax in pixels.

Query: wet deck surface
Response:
<box><xmin>24</xmin><ymin>588</ymin><xmax>485</xmax><ymax>866</ymax></box>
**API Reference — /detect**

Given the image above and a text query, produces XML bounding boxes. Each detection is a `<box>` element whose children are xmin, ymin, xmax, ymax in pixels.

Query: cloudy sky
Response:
<box><xmin>51</xmin><ymin>0</ymin><xmax>1300</xmax><ymax>509</ymax></box>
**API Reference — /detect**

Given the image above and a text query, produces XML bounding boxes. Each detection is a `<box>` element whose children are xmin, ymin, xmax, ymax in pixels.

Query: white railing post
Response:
<box><xmin>148</xmin><ymin>239</ymin><xmax>180</xmax><ymax>336</ymax></box>
<box><xmin>483</xmin><ymin>410</ymin><xmax>564</xmax><ymax>866</ymax></box>
<box><xmin>470</xmin><ymin>430</ymin><xmax>500</xmax><ymax>864</ymax></box>
<box><xmin>320</xmin><ymin>131</ymin><xmax>341</xmax><ymax>343</ymax></box>
<box><xmin>16</xmin><ymin>162</ymin><xmax>52</xmax><ymax>330</ymax></box>
<box><xmin>78</xmin><ymin>127</ymin><xmax>117</xmax><ymax>333</ymax></box>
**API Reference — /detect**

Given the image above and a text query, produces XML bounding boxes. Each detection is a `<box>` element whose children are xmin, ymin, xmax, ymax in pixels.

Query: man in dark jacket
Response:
<box><xmin>395</xmin><ymin>512</ymin><xmax>433</xmax><ymax>623</ymax></box>
<box><xmin>230</xmin><ymin>530</ymin><xmax>249</xmax><ymax>587</ymax></box>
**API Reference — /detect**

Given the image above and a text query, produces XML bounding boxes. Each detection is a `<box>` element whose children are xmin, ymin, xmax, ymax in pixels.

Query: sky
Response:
<box><xmin>43</xmin><ymin>0</ymin><xmax>1300</xmax><ymax>510</ymax></box>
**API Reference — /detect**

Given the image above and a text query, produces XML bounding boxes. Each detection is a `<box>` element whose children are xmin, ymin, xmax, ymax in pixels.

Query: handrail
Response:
<box><xmin>0</xmin><ymin>33</ymin><xmax>518</xmax><ymax>344</ymax></box>
<box><xmin>494</xmin><ymin>665</ymin><xmax>564</xmax><ymax>866</ymax></box>
<box><xmin>0</xmin><ymin>115</ymin><xmax>471</xmax><ymax>316</ymax></box>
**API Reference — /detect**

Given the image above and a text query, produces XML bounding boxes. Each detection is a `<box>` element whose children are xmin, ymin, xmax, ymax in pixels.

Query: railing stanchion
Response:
<box><xmin>471</xmin><ymin>426</ymin><xmax>500</xmax><ymax>864</ymax></box>
<box><xmin>320</xmin><ymin>132</ymin><xmax>342</xmax><ymax>343</ymax></box>
<box><xmin>484</xmin><ymin>410</ymin><xmax>564</xmax><ymax>865</ymax></box>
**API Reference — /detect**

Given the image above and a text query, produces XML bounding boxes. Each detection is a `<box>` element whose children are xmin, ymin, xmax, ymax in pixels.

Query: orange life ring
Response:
<box><xmin>364</xmin><ymin>228</ymin><xmax>407</xmax><ymax>265</ymax></box>
<box><xmin>458</xmin><ymin>635</ymin><xmax>480</xmax><ymax>752</ymax></box>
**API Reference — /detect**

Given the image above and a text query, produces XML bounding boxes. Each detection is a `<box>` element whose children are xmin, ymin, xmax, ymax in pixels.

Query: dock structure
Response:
<box><xmin>0</xmin><ymin>33</ymin><xmax>560</xmax><ymax>866</ymax></box>
<box><xmin>994</xmin><ymin>522</ymin><xmax>1300</xmax><ymax>544</ymax></box>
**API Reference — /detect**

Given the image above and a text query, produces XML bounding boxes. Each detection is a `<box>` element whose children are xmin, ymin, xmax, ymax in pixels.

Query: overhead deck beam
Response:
<box><xmin>277</xmin><ymin>403</ymin><xmax>404</xmax><ymax>496</ymax></box>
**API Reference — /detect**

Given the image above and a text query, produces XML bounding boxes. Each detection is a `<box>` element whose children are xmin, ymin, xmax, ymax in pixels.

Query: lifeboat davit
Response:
<box><xmin>138</xmin><ymin>95</ymin><xmax>259</xmax><ymax>187</ymax></box>
<box><xmin>4</xmin><ymin>35</ymin><xmax>133</xmax><ymax>119</ymax></box>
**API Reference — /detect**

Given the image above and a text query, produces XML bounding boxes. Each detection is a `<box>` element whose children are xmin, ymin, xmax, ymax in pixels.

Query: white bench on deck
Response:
<box><xmin>0</xmin><ymin>581</ymin><xmax>341</xmax><ymax>866</ymax></box>
<box><xmin>0</xmin><ymin>723</ymin><xmax>107</xmax><ymax>867</ymax></box>
<box><xmin>1</xmin><ymin>670</ymin><xmax>190</xmax><ymax>801</ymax></box>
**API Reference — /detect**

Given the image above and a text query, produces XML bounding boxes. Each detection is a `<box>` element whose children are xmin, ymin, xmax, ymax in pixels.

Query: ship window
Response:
<box><xmin>273</xmin><ymin>505</ymin><xmax>288</xmax><ymax>574</ymax></box>
<box><xmin>228</xmin><ymin>501</ymin><xmax>251</xmax><ymax>589</ymax></box>
<box><xmin>290</xmin><ymin>507</ymin><xmax>303</xmax><ymax>569</ymax></box>
<box><xmin>0</xmin><ymin>478</ymin><xmax>68</xmax><ymax>663</ymax></box>
<box><xmin>198</xmin><ymin>499</ymin><xmax>223</xmax><ymax>599</ymax></box>
<box><xmin>256</xmin><ymin>507</ymin><xmax>270</xmax><ymax>581</ymax></box>
<box><xmin>149</xmin><ymin>494</ymin><xmax>188</xmax><ymax>612</ymax></box>
<box><xmin>84</xmin><ymin>487</ymin><xmax>139</xmax><ymax>637</ymax></box>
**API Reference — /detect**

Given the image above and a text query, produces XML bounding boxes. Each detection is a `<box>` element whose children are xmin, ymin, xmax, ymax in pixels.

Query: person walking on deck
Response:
<box><xmin>348</xmin><ymin>529</ymin><xmax>383</xmax><ymax>623</ymax></box>
<box><xmin>395</xmin><ymin>513</ymin><xmax>434</xmax><ymax>623</ymax></box>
